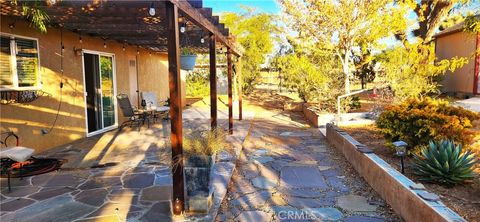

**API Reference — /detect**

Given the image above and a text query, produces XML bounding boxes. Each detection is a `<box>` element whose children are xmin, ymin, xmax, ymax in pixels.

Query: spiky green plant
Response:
<box><xmin>413</xmin><ymin>140</ymin><xmax>478</xmax><ymax>186</ymax></box>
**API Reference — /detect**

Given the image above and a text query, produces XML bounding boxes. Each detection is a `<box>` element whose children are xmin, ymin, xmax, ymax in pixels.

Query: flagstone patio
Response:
<box><xmin>0</xmin><ymin>103</ymin><xmax>252</xmax><ymax>222</ymax></box>
<box><xmin>216</xmin><ymin>107</ymin><xmax>401</xmax><ymax>222</ymax></box>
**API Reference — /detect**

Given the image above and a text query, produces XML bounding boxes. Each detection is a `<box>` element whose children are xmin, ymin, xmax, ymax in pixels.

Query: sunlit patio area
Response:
<box><xmin>0</xmin><ymin>103</ymin><xmax>252</xmax><ymax>221</ymax></box>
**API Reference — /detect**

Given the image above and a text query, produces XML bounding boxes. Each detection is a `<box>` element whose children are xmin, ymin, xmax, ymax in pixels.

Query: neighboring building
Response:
<box><xmin>434</xmin><ymin>21</ymin><xmax>479</xmax><ymax>97</ymax></box>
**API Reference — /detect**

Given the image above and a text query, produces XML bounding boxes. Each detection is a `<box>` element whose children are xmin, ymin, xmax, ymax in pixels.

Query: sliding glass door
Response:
<box><xmin>83</xmin><ymin>52</ymin><xmax>117</xmax><ymax>135</ymax></box>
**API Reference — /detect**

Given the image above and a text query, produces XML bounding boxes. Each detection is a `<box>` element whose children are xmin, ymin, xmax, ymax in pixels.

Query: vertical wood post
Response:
<box><xmin>165</xmin><ymin>2</ymin><xmax>184</xmax><ymax>214</ymax></box>
<box><xmin>209</xmin><ymin>34</ymin><xmax>217</xmax><ymax>129</ymax></box>
<box><xmin>238</xmin><ymin>57</ymin><xmax>243</xmax><ymax>121</ymax></box>
<box><xmin>227</xmin><ymin>48</ymin><xmax>233</xmax><ymax>134</ymax></box>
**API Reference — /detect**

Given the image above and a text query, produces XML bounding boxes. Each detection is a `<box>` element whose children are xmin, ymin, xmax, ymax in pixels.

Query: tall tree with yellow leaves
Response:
<box><xmin>279</xmin><ymin>0</ymin><xmax>405</xmax><ymax>94</ymax></box>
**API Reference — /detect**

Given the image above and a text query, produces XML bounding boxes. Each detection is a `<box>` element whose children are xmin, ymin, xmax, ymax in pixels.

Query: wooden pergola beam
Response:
<box><xmin>171</xmin><ymin>0</ymin><xmax>240</xmax><ymax>56</ymax></box>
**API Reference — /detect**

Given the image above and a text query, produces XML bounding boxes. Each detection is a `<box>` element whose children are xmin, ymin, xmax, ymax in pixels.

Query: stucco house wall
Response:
<box><xmin>0</xmin><ymin>17</ymin><xmax>181</xmax><ymax>153</ymax></box>
<box><xmin>436</xmin><ymin>31</ymin><xmax>477</xmax><ymax>95</ymax></box>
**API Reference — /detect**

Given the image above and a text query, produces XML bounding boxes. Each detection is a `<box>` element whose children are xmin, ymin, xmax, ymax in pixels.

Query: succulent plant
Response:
<box><xmin>413</xmin><ymin>140</ymin><xmax>478</xmax><ymax>186</ymax></box>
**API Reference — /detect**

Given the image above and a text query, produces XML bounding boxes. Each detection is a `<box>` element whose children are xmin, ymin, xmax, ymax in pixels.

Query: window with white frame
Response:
<box><xmin>1</xmin><ymin>34</ymin><xmax>41</xmax><ymax>90</ymax></box>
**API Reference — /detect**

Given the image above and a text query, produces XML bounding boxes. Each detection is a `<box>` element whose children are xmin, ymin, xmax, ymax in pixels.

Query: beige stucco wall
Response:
<box><xmin>0</xmin><ymin>17</ymin><xmax>181</xmax><ymax>153</ymax></box>
<box><xmin>436</xmin><ymin>31</ymin><xmax>477</xmax><ymax>94</ymax></box>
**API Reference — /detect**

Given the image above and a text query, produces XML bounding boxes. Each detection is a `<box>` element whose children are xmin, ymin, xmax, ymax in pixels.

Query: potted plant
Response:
<box><xmin>180</xmin><ymin>48</ymin><xmax>197</xmax><ymax>71</ymax></box>
<box><xmin>183</xmin><ymin>128</ymin><xmax>227</xmax><ymax>213</ymax></box>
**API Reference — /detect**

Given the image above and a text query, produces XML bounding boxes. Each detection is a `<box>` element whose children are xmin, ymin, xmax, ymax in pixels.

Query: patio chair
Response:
<box><xmin>116</xmin><ymin>94</ymin><xmax>145</xmax><ymax>130</ymax></box>
<box><xmin>141</xmin><ymin>92</ymin><xmax>170</xmax><ymax>122</ymax></box>
<box><xmin>1</xmin><ymin>132</ymin><xmax>63</xmax><ymax>192</ymax></box>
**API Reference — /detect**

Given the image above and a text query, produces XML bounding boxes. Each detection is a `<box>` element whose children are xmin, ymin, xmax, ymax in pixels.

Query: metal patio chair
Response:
<box><xmin>116</xmin><ymin>94</ymin><xmax>146</xmax><ymax>130</ymax></box>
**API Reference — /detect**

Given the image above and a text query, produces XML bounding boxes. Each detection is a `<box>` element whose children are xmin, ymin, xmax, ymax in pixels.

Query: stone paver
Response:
<box><xmin>337</xmin><ymin>195</ymin><xmax>377</xmax><ymax>212</ymax></box>
<box><xmin>252</xmin><ymin>177</ymin><xmax>278</xmax><ymax>190</ymax></box>
<box><xmin>307</xmin><ymin>207</ymin><xmax>344</xmax><ymax>221</ymax></box>
<box><xmin>280</xmin><ymin>166</ymin><xmax>328</xmax><ymax>189</ymax></box>
<box><xmin>217</xmin><ymin>97</ymin><xmax>399</xmax><ymax>221</ymax></box>
<box><xmin>284</xmin><ymin>196</ymin><xmax>335</xmax><ymax>208</ymax></box>
<box><xmin>122</xmin><ymin>173</ymin><xmax>155</xmax><ymax>188</ymax></box>
<box><xmin>236</xmin><ymin>210</ymin><xmax>272</xmax><ymax>222</ymax></box>
<box><xmin>344</xmin><ymin>215</ymin><xmax>385</xmax><ymax>222</ymax></box>
<box><xmin>0</xmin><ymin>198</ymin><xmax>35</xmax><ymax>212</ymax></box>
<box><xmin>1</xmin><ymin>110</ymin><xmax>250</xmax><ymax>222</ymax></box>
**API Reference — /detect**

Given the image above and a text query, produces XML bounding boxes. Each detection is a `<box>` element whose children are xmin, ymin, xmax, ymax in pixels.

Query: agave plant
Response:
<box><xmin>413</xmin><ymin>140</ymin><xmax>478</xmax><ymax>186</ymax></box>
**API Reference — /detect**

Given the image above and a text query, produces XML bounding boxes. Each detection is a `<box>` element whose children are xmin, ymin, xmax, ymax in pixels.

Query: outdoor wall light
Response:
<box><xmin>200</xmin><ymin>37</ymin><xmax>205</xmax><ymax>44</ymax></box>
<box><xmin>148</xmin><ymin>2</ymin><xmax>156</xmax><ymax>16</ymax></box>
<box><xmin>8</xmin><ymin>23</ymin><xmax>15</xmax><ymax>29</ymax></box>
<box><xmin>73</xmin><ymin>47</ymin><xmax>82</xmax><ymax>56</ymax></box>
<box><xmin>79</xmin><ymin>35</ymin><xmax>83</xmax><ymax>44</ymax></box>
<box><xmin>180</xmin><ymin>23</ymin><xmax>186</xmax><ymax>33</ymax></box>
<box><xmin>393</xmin><ymin>140</ymin><xmax>408</xmax><ymax>174</ymax></box>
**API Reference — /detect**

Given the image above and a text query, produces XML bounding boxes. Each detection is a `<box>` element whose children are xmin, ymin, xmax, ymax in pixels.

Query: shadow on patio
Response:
<box><xmin>0</xmin><ymin>102</ymin><xmax>246</xmax><ymax>221</ymax></box>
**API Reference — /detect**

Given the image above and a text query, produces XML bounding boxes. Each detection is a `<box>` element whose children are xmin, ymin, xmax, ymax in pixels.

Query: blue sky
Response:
<box><xmin>203</xmin><ymin>0</ymin><xmax>280</xmax><ymax>14</ymax></box>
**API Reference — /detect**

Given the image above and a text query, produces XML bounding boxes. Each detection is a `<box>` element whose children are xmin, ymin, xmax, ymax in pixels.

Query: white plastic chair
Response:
<box><xmin>141</xmin><ymin>92</ymin><xmax>170</xmax><ymax>121</ymax></box>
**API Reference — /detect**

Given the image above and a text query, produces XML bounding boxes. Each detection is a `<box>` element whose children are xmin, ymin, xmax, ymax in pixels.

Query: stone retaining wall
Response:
<box><xmin>325</xmin><ymin>124</ymin><xmax>466</xmax><ymax>222</ymax></box>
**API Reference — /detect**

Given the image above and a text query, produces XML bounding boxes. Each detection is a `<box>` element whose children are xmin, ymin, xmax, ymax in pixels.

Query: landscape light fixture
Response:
<box><xmin>148</xmin><ymin>2</ymin><xmax>156</xmax><ymax>16</ymax></box>
<box><xmin>393</xmin><ymin>141</ymin><xmax>408</xmax><ymax>174</ymax></box>
<box><xmin>173</xmin><ymin>198</ymin><xmax>183</xmax><ymax>215</ymax></box>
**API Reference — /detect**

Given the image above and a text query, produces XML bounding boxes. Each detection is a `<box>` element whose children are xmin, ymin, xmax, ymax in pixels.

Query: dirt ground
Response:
<box><xmin>342</xmin><ymin>124</ymin><xmax>480</xmax><ymax>221</ymax></box>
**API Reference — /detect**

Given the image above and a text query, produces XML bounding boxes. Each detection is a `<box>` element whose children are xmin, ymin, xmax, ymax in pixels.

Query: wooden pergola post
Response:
<box><xmin>209</xmin><ymin>34</ymin><xmax>217</xmax><ymax>130</ymax></box>
<box><xmin>237</xmin><ymin>57</ymin><xmax>243</xmax><ymax>121</ymax></box>
<box><xmin>227</xmin><ymin>48</ymin><xmax>233</xmax><ymax>134</ymax></box>
<box><xmin>165</xmin><ymin>1</ymin><xmax>185</xmax><ymax>214</ymax></box>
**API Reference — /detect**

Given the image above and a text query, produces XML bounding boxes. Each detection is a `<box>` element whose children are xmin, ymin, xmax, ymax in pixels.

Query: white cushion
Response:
<box><xmin>156</xmin><ymin>106</ymin><xmax>170</xmax><ymax>112</ymax></box>
<box><xmin>0</xmin><ymin>146</ymin><xmax>34</xmax><ymax>162</ymax></box>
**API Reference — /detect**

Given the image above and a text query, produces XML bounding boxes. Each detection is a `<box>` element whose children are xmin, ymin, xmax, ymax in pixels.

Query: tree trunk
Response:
<box><xmin>343</xmin><ymin>49</ymin><xmax>351</xmax><ymax>94</ymax></box>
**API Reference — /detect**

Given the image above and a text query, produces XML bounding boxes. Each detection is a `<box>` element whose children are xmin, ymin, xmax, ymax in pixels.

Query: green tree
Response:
<box><xmin>377</xmin><ymin>1</ymin><xmax>472</xmax><ymax>102</ymax></box>
<box><xmin>280</xmin><ymin>0</ymin><xmax>405</xmax><ymax>94</ymax></box>
<box><xmin>221</xmin><ymin>7</ymin><xmax>277</xmax><ymax>94</ymax></box>
<box><xmin>377</xmin><ymin>43</ymin><xmax>467</xmax><ymax>102</ymax></box>
<box><xmin>274</xmin><ymin>35</ymin><xmax>343</xmax><ymax>110</ymax></box>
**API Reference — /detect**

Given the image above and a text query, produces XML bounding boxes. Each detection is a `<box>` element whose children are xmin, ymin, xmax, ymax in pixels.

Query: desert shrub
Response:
<box><xmin>186</xmin><ymin>69</ymin><xmax>209</xmax><ymax>98</ymax></box>
<box><xmin>376</xmin><ymin>98</ymin><xmax>480</xmax><ymax>152</ymax></box>
<box><xmin>414</xmin><ymin>140</ymin><xmax>477</xmax><ymax>186</ymax></box>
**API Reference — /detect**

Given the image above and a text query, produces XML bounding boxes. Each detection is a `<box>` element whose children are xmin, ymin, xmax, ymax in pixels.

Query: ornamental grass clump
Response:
<box><xmin>376</xmin><ymin>98</ymin><xmax>480</xmax><ymax>152</ymax></box>
<box><xmin>413</xmin><ymin>140</ymin><xmax>477</xmax><ymax>186</ymax></box>
<box><xmin>183</xmin><ymin>128</ymin><xmax>227</xmax><ymax>156</ymax></box>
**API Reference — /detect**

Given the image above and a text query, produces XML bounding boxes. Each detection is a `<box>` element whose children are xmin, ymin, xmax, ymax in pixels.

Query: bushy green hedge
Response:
<box><xmin>186</xmin><ymin>70</ymin><xmax>209</xmax><ymax>98</ymax></box>
<box><xmin>376</xmin><ymin>98</ymin><xmax>480</xmax><ymax>152</ymax></box>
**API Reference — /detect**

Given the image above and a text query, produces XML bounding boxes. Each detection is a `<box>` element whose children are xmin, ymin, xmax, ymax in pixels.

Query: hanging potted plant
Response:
<box><xmin>180</xmin><ymin>48</ymin><xmax>197</xmax><ymax>71</ymax></box>
<box><xmin>182</xmin><ymin>128</ymin><xmax>227</xmax><ymax>213</ymax></box>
